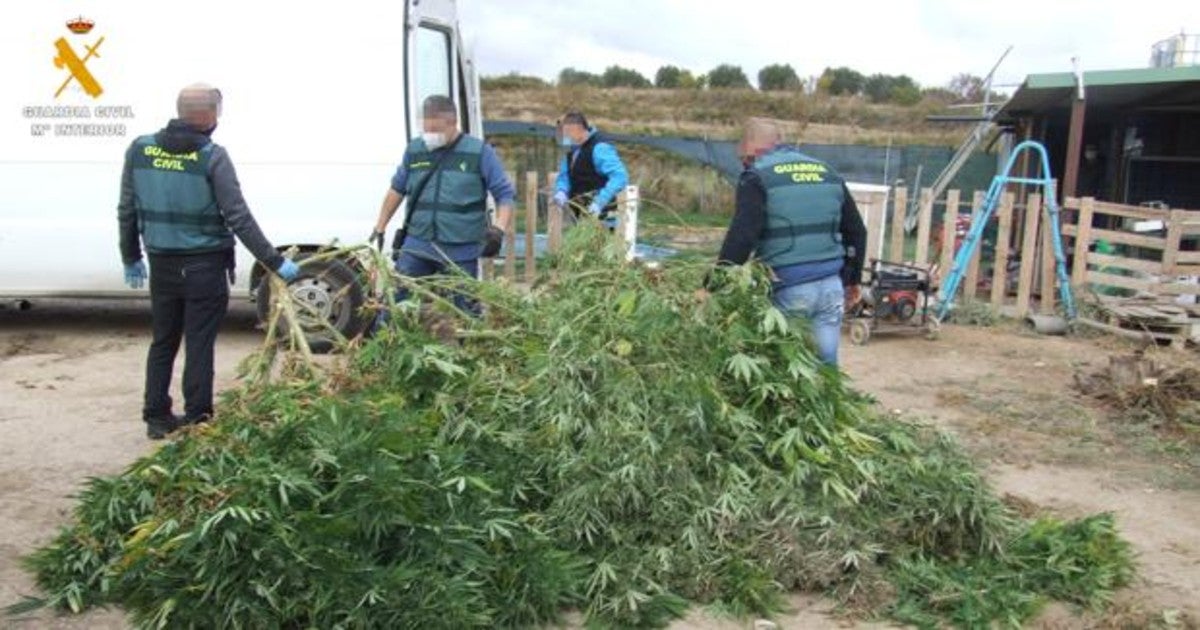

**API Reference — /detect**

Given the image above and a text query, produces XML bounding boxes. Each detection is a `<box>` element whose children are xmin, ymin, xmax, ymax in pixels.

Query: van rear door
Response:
<box><xmin>407</xmin><ymin>0</ymin><xmax>479</xmax><ymax>138</ymax></box>
<box><xmin>0</xmin><ymin>0</ymin><xmax>477</xmax><ymax>302</ymax></box>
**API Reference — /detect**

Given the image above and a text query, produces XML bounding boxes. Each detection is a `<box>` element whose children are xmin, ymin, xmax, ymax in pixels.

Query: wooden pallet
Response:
<box><xmin>1079</xmin><ymin>296</ymin><xmax>1198</xmax><ymax>348</ymax></box>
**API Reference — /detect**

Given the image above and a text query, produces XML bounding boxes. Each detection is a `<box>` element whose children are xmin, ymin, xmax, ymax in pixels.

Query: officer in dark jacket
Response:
<box><xmin>553</xmin><ymin>111</ymin><xmax>628</xmax><ymax>228</ymax></box>
<box><xmin>710</xmin><ymin>118</ymin><xmax>867</xmax><ymax>366</ymax></box>
<box><xmin>118</xmin><ymin>83</ymin><xmax>299</xmax><ymax>439</ymax></box>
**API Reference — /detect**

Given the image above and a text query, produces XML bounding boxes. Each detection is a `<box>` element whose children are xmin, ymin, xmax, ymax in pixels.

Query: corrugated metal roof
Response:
<box><xmin>995</xmin><ymin>65</ymin><xmax>1200</xmax><ymax>121</ymax></box>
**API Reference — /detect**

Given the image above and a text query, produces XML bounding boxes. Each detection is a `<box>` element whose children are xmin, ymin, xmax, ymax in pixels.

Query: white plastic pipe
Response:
<box><xmin>623</xmin><ymin>184</ymin><xmax>639</xmax><ymax>261</ymax></box>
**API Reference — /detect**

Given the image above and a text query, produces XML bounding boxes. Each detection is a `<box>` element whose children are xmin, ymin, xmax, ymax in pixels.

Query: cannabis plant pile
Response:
<box><xmin>15</xmin><ymin>225</ymin><xmax>1132</xmax><ymax>628</ymax></box>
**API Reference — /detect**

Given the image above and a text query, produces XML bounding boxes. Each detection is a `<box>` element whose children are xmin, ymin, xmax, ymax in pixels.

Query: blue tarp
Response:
<box><xmin>483</xmin><ymin>120</ymin><xmax>996</xmax><ymax>193</ymax></box>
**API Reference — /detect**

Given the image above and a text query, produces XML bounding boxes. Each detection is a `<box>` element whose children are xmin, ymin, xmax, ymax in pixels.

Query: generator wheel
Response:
<box><xmin>849</xmin><ymin>319</ymin><xmax>872</xmax><ymax>346</ymax></box>
<box><xmin>924</xmin><ymin>317</ymin><xmax>942</xmax><ymax>341</ymax></box>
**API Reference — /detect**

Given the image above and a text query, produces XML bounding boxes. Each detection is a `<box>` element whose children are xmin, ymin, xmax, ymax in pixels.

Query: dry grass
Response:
<box><xmin>482</xmin><ymin>87</ymin><xmax>968</xmax><ymax>146</ymax></box>
<box><xmin>483</xmin><ymin>86</ymin><xmax>973</xmax><ymax>222</ymax></box>
<box><xmin>488</xmin><ymin>137</ymin><xmax>736</xmax><ymax>218</ymax></box>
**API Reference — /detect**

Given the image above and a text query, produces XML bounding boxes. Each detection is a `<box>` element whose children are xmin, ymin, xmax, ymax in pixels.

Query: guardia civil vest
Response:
<box><xmin>405</xmin><ymin>135</ymin><xmax>487</xmax><ymax>244</ymax></box>
<box><xmin>129</xmin><ymin>135</ymin><xmax>233</xmax><ymax>254</ymax></box>
<box><xmin>753</xmin><ymin>148</ymin><xmax>846</xmax><ymax>268</ymax></box>
<box><xmin>566</xmin><ymin>133</ymin><xmax>616</xmax><ymax>214</ymax></box>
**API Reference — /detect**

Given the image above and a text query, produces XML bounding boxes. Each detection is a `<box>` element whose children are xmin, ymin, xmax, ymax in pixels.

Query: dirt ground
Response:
<box><xmin>2</xmin><ymin>301</ymin><xmax>1197</xmax><ymax>628</ymax></box>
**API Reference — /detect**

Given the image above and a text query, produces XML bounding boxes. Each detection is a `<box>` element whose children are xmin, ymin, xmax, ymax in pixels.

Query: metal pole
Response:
<box><xmin>882</xmin><ymin>137</ymin><xmax>892</xmax><ymax>188</ymax></box>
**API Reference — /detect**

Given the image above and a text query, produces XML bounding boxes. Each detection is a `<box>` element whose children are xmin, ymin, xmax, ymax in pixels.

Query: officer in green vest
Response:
<box><xmin>709</xmin><ymin>118</ymin><xmax>867</xmax><ymax>366</ymax></box>
<box><xmin>118</xmin><ymin>83</ymin><xmax>299</xmax><ymax>439</ymax></box>
<box><xmin>371</xmin><ymin>95</ymin><xmax>515</xmax><ymax>314</ymax></box>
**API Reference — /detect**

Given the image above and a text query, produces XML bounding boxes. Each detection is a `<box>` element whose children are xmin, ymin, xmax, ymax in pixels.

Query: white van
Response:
<box><xmin>0</xmin><ymin>0</ymin><xmax>481</xmax><ymax>343</ymax></box>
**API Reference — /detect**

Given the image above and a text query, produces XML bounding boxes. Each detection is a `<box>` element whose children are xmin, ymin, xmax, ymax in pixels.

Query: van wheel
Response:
<box><xmin>256</xmin><ymin>255</ymin><xmax>370</xmax><ymax>354</ymax></box>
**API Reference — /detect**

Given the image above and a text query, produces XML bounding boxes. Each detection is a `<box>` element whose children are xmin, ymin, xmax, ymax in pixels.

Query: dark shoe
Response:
<box><xmin>146</xmin><ymin>415</ymin><xmax>183</xmax><ymax>440</ymax></box>
<box><xmin>181</xmin><ymin>413</ymin><xmax>212</xmax><ymax>427</ymax></box>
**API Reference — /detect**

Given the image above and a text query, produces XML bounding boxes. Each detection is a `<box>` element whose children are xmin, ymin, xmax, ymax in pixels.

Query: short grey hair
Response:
<box><xmin>743</xmin><ymin>117</ymin><xmax>781</xmax><ymax>145</ymax></box>
<box><xmin>177</xmin><ymin>83</ymin><xmax>222</xmax><ymax>117</ymax></box>
<box><xmin>422</xmin><ymin>95</ymin><xmax>458</xmax><ymax>120</ymax></box>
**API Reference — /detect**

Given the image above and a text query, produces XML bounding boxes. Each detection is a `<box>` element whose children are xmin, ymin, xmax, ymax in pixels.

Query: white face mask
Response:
<box><xmin>422</xmin><ymin>132</ymin><xmax>447</xmax><ymax>150</ymax></box>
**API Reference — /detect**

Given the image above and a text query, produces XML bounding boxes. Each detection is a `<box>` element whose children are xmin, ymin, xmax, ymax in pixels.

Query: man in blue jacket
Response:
<box><xmin>553</xmin><ymin>111</ymin><xmax>629</xmax><ymax>229</ymax></box>
<box><xmin>710</xmin><ymin>118</ymin><xmax>867</xmax><ymax>367</ymax></box>
<box><xmin>371</xmin><ymin>95</ymin><xmax>515</xmax><ymax>313</ymax></box>
<box><xmin>118</xmin><ymin>83</ymin><xmax>300</xmax><ymax>439</ymax></box>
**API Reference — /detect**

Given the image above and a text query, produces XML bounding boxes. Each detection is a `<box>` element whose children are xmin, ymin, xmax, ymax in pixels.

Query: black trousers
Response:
<box><xmin>143</xmin><ymin>251</ymin><xmax>230</xmax><ymax>423</ymax></box>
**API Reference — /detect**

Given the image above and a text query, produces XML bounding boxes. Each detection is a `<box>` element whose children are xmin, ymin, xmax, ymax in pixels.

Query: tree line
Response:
<box><xmin>482</xmin><ymin>64</ymin><xmax>999</xmax><ymax>106</ymax></box>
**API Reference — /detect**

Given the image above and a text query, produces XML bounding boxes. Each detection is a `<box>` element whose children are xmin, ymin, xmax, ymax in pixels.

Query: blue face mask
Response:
<box><xmin>560</xmin><ymin>136</ymin><xmax>573</xmax><ymax>148</ymax></box>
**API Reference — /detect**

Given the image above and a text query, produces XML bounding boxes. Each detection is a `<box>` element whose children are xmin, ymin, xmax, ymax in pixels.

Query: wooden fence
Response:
<box><xmin>854</xmin><ymin>186</ymin><xmax>1200</xmax><ymax>325</ymax></box>
<box><xmin>481</xmin><ymin>173</ymin><xmax>1200</xmax><ymax>339</ymax></box>
<box><xmin>1063</xmin><ymin>198</ymin><xmax>1200</xmax><ymax>345</ymax></box>
<box><xmin>480</xmin><ymin>172</ymin><xmax>639</xmax><ymax>282</ymax></box>
<box><xmin>1064</xmin><ymin>198</ymin><xmax>1200</xmax><ymax>296</ymax></box>
<box><xmin>852</xmin><ymin>186</ymin><xmax>1050</xmax><ymax>314</ymax></box>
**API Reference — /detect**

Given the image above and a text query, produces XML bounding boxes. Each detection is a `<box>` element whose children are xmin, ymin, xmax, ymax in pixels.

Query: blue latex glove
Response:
<box><xmin>553</xmin><ymin>191</ymin><xmax>568</xmax><ymax>208</ymax></box>
<box><xmin>277</xmin><ymin>259</ymin><xmax>300</xmax><ymax>282</ymax></box>
<box><xmin>587</xmin><ymin>202</ymin><xmax>603</xmax><ymax>217</ymax></box>
<box><xmin>123</xmin><ymin>261</ymin><xmax>146</xmax><ymax>289</ymax></box>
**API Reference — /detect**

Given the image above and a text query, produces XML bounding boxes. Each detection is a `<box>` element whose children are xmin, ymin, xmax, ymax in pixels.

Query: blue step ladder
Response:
<box><xmin>936</xmin><ymin>140</ymin><xmax>1077</xmax><ymax>321</ymax></box>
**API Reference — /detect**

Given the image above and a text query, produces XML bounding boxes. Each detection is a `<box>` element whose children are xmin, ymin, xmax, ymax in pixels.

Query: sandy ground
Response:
<box><xmin>0</xmin><ymin>300</ymin><xmax>261</xmax><ymax>629</ymax></box>
<box><xmin>1</xmin><ymin>301</ymin><xmax>1197</xmax><ymax>628</ymax></box>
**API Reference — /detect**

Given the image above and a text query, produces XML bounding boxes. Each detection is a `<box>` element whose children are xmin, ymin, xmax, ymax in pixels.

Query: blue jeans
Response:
<box><xmin>395</xmin><ymin>251</ymin><xmax>480</xmax><ymax>316</ymax></box>
<box><xmin>772</xmin><ymin>274</ymin><xmax>845</xmax><ymax>366</ymax></box>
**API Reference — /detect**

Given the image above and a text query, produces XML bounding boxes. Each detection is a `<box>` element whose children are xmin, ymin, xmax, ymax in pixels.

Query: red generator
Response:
<box><xmin>846</xmin><ymin>259</ymin><xmax>940</xmax><ymax>345</ymax></box>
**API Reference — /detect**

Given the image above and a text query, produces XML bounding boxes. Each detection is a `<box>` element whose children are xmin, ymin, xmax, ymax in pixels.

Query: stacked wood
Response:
<box><xmin>1078</xmin><ymin>295</ymin><xmax>1200</xmax><ymax>348</ymax></box>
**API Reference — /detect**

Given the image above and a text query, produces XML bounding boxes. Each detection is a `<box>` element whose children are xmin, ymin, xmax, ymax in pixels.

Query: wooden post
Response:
<box><xmin>524</xmin><ymin>172</ymin><xmax>538</xmax><ymax>283</ymax></box>
<box><xmin>503</xmin><ymin>227</ymin><xmax>517</xmax><ymax>281</ymax></box>
<box><xmin>990</xmin><ymin>192</ymin><xmax>1014</xmax><ymax>307</ymax></box>
<box><xmin>1164</xmin><ymin>209</ymin><xmax>1185</xmax><ymax>275</ymax></box>
<box><xmin>547</xmin><ymin>172</ymin><xmax>563</xmax><ymax>253</ymax></box>
<box><xmin>1040</xmin><ymin>205</ymin><xmax>1057</xmax><ymax>315</ymax></box>
<box><xmin>1062</xmin><ymin>98</ymin><xmax>1087</xmax><ymax>199</ymax></box>
<box><xmin>1013</xmin><ymin>118</ymin><xmax>1034</xmax><ymax>240</ymax></box>
<box><xmin>1016</xmin><ymin>193</ymin><xmax>1042</xmax><ymax>316</ymax></box>
<box><xmin>1071</xmin><ymin>197</ymin><xmax>1095</xmax><ymax>288</ymax></box>
<box><xmin>503</xmin><ymin>170</ymin><xmax>518</xmax><ymax>282</ymax></box>
<box><xmin>865</xmin><ymin>191</ymin><xmax>885</xmax><ymax>265</ymax></box>
<box><xmin>891</xmin><ymin>187</ymin><xmax>908</xmax><ymax>261</ymax></box>
<box><xmin>940</xmin><ymin>189</ymin><xmax>959</xmax><ymax>271</ymax></box>
<box><xmin>914</xmin><ymin>187</ymin><xmax>933</xmax><ymax>265</ymax></box>
<box><xmin>963</xmin><ymin>190</ymin><xmax>984</xmax><ymax>300</ymax></box>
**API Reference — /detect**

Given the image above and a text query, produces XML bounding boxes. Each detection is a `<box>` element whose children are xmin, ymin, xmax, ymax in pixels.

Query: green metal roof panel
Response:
<box><xmin>996</xmin><ymin>65</ymin><xmax>1200</xmax><ymax>120</ymax></box>
<box><xmin>1025</xmin><ymin>65</ymin><xmax>1200</xmax><ymax>89</ymax></box>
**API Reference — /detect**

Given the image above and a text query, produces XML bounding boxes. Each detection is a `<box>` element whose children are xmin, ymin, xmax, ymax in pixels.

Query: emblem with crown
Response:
<box><xmin>66</xmin><ymin>16</ymin><xmax>95</xmax><ymax>35</ymax></box>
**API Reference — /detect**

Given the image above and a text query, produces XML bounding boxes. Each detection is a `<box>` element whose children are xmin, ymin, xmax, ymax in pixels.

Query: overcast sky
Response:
<box><xmin>459</xmin><ymin>0</ymin><xmax>1198</xmax><ymax>90</ymax></box>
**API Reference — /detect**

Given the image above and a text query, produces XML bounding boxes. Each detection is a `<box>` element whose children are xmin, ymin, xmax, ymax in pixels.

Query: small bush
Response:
<box><xmin>949</xmin><ymin>299</ymin><xmax>1001</xmax><ymax>327</ymax></box>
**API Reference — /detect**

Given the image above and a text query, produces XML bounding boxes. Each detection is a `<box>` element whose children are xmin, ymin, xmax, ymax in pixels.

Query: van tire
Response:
<box><xmin>255</xmin><ymin>254</ymin><xmax>370</xmax><ymax>354</ymax></box>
